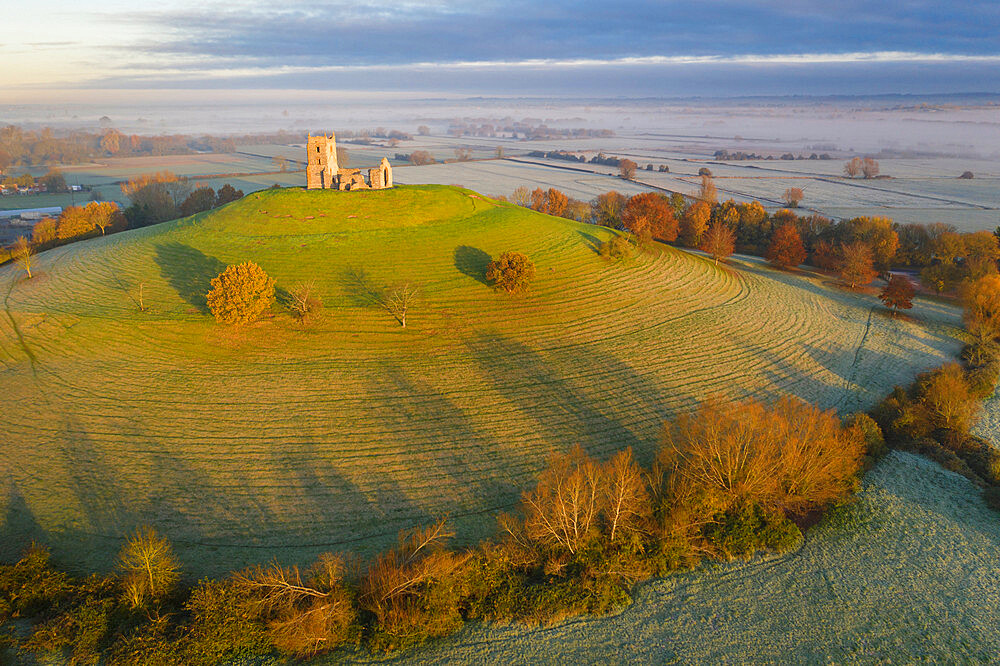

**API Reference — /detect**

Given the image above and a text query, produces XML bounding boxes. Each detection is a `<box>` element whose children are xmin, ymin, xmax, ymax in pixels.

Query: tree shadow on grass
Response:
<box><xmin>153</xmin><ymin>242</ymin><xmax>226</xmax><ymax>313</ymax></box>
<box><xmin>577</xmin><ymin>230</ymin><xmax>603</xmax><ymax>255</ymax></box>
<box><xmin>453</xmin><ymin>245</ymin><xmax>492</xmax><ymax>285</ymax></box>
<box><xmin>339</xmin><ymin>265</ymin><xmax>385</xmax><ymax>307</ymax></box>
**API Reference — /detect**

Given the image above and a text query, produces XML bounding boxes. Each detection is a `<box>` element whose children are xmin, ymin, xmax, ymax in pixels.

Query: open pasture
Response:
<box><xmin>0</xmin><ymin>185</ymin><xmax>963</xmax><ymax>578</ymax></box>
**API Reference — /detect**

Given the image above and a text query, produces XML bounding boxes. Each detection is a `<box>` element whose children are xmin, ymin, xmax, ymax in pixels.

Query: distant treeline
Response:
<box><xmin>0</xmin><ymin>126</ymin><xmax>416</xmax><ymax>170</ymax></box>
<box><xmin>713</xmin><ymin>150</ymin><xmax>834</xmax><ymax>161</ymax></box>
<box><xmin>447</xmin><ymin>121</ymin><xmax>613</xmax><ymax>140</ymax></box>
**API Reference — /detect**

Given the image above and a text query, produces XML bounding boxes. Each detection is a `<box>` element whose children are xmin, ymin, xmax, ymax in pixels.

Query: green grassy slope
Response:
<box><xmin>0</xmin><ymin>185</ymin><xmax>964</xmax><ymax>576</ymax></box>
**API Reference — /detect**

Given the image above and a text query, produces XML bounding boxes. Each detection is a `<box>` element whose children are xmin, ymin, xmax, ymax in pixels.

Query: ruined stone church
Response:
<box><xmin>306</xmin><ymin>132</ymin><xmax>393</xmax><ymax>191</ymax></box>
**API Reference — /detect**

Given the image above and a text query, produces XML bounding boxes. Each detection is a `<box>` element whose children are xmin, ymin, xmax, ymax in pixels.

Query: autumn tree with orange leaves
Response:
<box><xmin>622</xmin><ymin>192</ymin><xmax>677</xmax><ymax>242</ymax></box>
<box><xmin>765</xmin><ymin>224</ymin><xmax>806</xmax><ymax>269</ymax></box>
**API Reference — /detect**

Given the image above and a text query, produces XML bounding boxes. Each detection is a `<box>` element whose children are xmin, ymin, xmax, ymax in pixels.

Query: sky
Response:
<box><xmin>3</xmin><ymin>1</ymin><xmax>1000</xmax><ymax>102</ymax></box>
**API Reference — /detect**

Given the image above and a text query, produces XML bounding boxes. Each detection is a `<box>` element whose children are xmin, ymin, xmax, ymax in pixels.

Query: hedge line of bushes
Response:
<box><xmin>872</xmin><ymin>339</ymin><xmax>1000</xmax><ymax>509</ymax></box>
<box><xmin>0</xmin><ymin>396</ymin><xmax>872</xmax><ymax>663</ymax></box>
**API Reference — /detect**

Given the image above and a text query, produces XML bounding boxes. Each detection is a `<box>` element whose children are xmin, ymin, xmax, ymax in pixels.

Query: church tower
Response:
<box><xmin>306</xmin><ymin>133</ymin><xmax>339</xmax><ymax>189</ymax></box>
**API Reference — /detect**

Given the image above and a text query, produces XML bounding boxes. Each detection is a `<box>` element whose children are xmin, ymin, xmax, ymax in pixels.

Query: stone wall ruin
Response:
<box><xmin>305</xmin><ymin>133</ymin><xmax>393</xmax><ymax>191</ymax></box>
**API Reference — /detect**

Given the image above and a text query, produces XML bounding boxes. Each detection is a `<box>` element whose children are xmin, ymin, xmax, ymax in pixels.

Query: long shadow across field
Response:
<box><xmin>453</xmin><ymin>245</ymin><xmax>491</xmax><ymax>285</ymax></box>
<box><xmin>153</xmin><ymin>242</ymin><xmax>226</xmax><ymax>313</ymax></box>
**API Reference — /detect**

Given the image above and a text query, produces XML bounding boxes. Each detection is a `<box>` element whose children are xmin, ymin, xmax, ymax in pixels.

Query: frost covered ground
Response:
<box><xmin>341</xmin><ymin>452</ymin><xmax>1000</xmax><ymax>664</ymax></box>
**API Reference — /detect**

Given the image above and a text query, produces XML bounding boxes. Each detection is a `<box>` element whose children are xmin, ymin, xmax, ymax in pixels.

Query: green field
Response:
<box><xmin>0</xmin><ymin>185</ymin><xmax>964</xmax><ymax>578</ymax></box>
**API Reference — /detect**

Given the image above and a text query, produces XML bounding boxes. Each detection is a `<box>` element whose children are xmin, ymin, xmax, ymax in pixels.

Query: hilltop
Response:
<box><xmin>0</xmin><ymin>185</ymin><xmax>963</xmax><ymax>576</ymax></box>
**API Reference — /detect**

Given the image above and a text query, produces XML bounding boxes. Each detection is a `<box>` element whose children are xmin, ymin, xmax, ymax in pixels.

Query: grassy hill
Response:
<box><xmin>0</xmin><ymin>185</ymin><xmax>964</xmax><ymax>576</ymax></box>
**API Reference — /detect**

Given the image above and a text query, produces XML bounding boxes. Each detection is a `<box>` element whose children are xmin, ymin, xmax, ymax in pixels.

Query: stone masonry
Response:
<box><xmin>306</xmin><ymin>133</ymin><xmax>393</xmax><ymax>191</ymax></box>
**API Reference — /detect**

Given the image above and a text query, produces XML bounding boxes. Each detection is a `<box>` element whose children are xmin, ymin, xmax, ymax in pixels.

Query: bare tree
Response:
<box><xmin>619</xmin><ymin>159</ymin><xmax>638</xmax><ymax>180</ymax></box>
<box><xmin>453</xmin><ymin>148</ymin><xmax>473</xmax><ymax>161</ymax></box>
<box><xmin>118</xmin><ymin>525</ymin><xmax>181</xmax><ymax>608</ymax></box>
<box><xmin>11</xmin><ymin>236</ymin><xmax>33</xmax><ymax>278</ymax></box>
<box><xmin>288</xmin><ymin>281</ymin><xmax>324</xmax><ymax>323</ymax></box>
<box><xmin>698</xmin><ymin>174</ymin><xmax>718</xmax><ymax>205</ymax></box>
<box><xmin>511</xmin><ymin>186</ymin><xmax>531</xmax><ymax>207</ymax></box>
<box><xmin>522</xmin><ymin>446</ymin><xmax>602</xmax><ymax>554</ymax></box>
<box><xmin>238</xmin><ymin>554</ymin><xmax>355</xmax><ymax>657</ymax></box>
<box><xmin>359</xmin><ymin>519</ymin><xmax>466</xmax><ymax>641</ymax></box>
<box><xmin>601</xmin><ymin>448</ymin><xmax>649</xmax><ymax>542</ymax></box>
<box><xmin>699</xmin><ymin>221</ymin><xmax>736</xmax><ymax>265</ymax></box>
<box><xmin>382</xmin><ymin>283</ymin><xmax>418</xmax><ymax>327</ymax></box>
<box><xmin>844</xmin><ymin>157</ymin><xmax>862</xmax><ymax>178</ymax></box>
<box><xmin>273</xmin><ymin>156</ymin><xmax>290</xmax><ymax>172</ymax></box>
<box><xmin>783</xmin><ymin>187</ymin><xmax>804</xmax><ymax>208</ymax></box>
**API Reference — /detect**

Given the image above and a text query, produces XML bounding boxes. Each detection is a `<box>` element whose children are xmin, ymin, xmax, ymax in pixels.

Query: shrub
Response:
<box><xmin>206</xmin><ymin>262</ymin><xmax>276</xmax><ymax>325</ymax></box>
<box><xmin>360</xmin><ymin>520</ymin><xmax>466</xmax><ymax>653</ymax></box>
<box><xmin>598</xmin><ymin>235</ymin><xmax>632</xmax><ymax>260</ymax></box>
<box><xmin>0</xmin><ymin>545</ymin><xmax>74</xmax><ymax>621</ymax></box>
<box><xmin>844</xmin><ymin>412</ymin><xmax>887</xmax><ymax>463</ymax></box>
<box><xmin>698</xmin><ymin>167</ymin><xmax>712</xmax><ymax>177</ymax></box>
<box><xmin>963</xmin><ymin>440</ymin><xmax>1000</xmax><ymax>485</ymax></box>
<box><xmin>872</xmin><ymin>385</ymin><xmax>932</xmax><ymax>444</ymax></box>
<box><xmin>915</xmin><ymin>363</ymin><xmax>979</xmax><ymax>438</ymax></box>
<box><xmin>703</xmin><ymin>503</ymin><xmax>801</xmax><ymax>559</ymax></box>
<box><xmin>485</xmin><ymin>251</ymin><xmax>536</xmax><ymax>294</ymax></box>
<box><xmin>962</xmin><ymin>274</ymin><xmax>1000</xmax><ymax>341</ymax></box>
<box><xmin>965</xmin><ymin>364</ymin><xmax>999</xmax><ymax>400</ymax></box>
<box><xmin>984</xmin><ymin>487</ymin><xmax>1000</xmax><ymax>511</ymax></box>
<box><xmin>660</xmin><ymin>396</ymin><xmax>864</xmax><ymax>518</ymax></box>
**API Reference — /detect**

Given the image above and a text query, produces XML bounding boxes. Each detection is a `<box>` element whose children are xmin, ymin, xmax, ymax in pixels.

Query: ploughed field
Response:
<box><xmin>0</xmin><ymin>185</ymin><xmax>963</xmax><ymax>576</ymax></box>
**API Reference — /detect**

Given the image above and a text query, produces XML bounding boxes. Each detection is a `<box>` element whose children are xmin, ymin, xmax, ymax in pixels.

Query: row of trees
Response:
<box><xmin>121</xmin><ymin>172</ymin><xmax>244</xmax><ymax>228</ymax></box>
<box><xmin>0</xmin><ymin>392</ymin><xmax>870</xmax><ymax>662</ymax></box>
<box><xmin>511</xmin><ymin>181</ymin><xmax>999</xmax><ymax>297</ymax></box>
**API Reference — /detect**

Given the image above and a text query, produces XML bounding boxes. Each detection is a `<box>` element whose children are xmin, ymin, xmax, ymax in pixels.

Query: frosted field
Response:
<box><xmin>342</xmin><ymin>452</ymin><xmax>1000</xmax><ymax>664</ymax></box>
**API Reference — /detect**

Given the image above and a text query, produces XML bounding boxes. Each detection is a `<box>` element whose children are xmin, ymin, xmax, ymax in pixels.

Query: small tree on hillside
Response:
<box><xmin>180</xmin><ymin>187</ymin><xmax>218</xmax><ymax>217</ymax></box>
<box><xmin>118</xmin><ymin>526</ymin><xmax>181</xmax><ymax>608</ymax></box>
<box><xmin>486</xmin><ymin>251</ymin><xmax>536</xmax><ymax>294</ymax></box>
<box><xmin>839</xmin><ymin>241</ymin><xmax>877</xmax><ymax>289</ymax></box>
<box><xmin>215</xmin><ymin>183</ymin><xmax>244</xmax><ymax>206</ymax></box>
<box><xmin>11</xmin><ymin>236</ymin><xmax>34</xmax><ymax>278</ymax></box>
<box><xmin>619</xmin><ymin>159</ymin><xmax>637</xmax><ymax>180</ymax></box>
<box><xmin>880</xmin><ymin>274</ymin><xmax>915</xmax><ymax>315</ymax></box>
<box><xmin>766</xmin><ymin>224</ymin><xmax>806</xmax><ymax>269</ymax></box>
<box><xmin>783</xmin><ymin>187</ymin><xmax>804</xmax><ymax>208</ymax></box>
<box><xmin>90</xmin><ymin>202</ymin><xmax>121</xmax><ymax>235</ymax></box>
<box><xmin>700</xmin><ymin>221</ymin><xmax>736</xmax><ymax>265</ymax></box>
<box><xmin>207</xmin><ymin>261</ymin><xmax>276</xmax><ymax>325</ymax></box>
<box><xmin>383</xmin><ymin>283</ymin><xmax>418</xmax><ymax>328</ymax></box>
<box><xmin>288</xmin><ymin>281</ymin><xmax>324</xmax><ymax>323</ymax></box>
